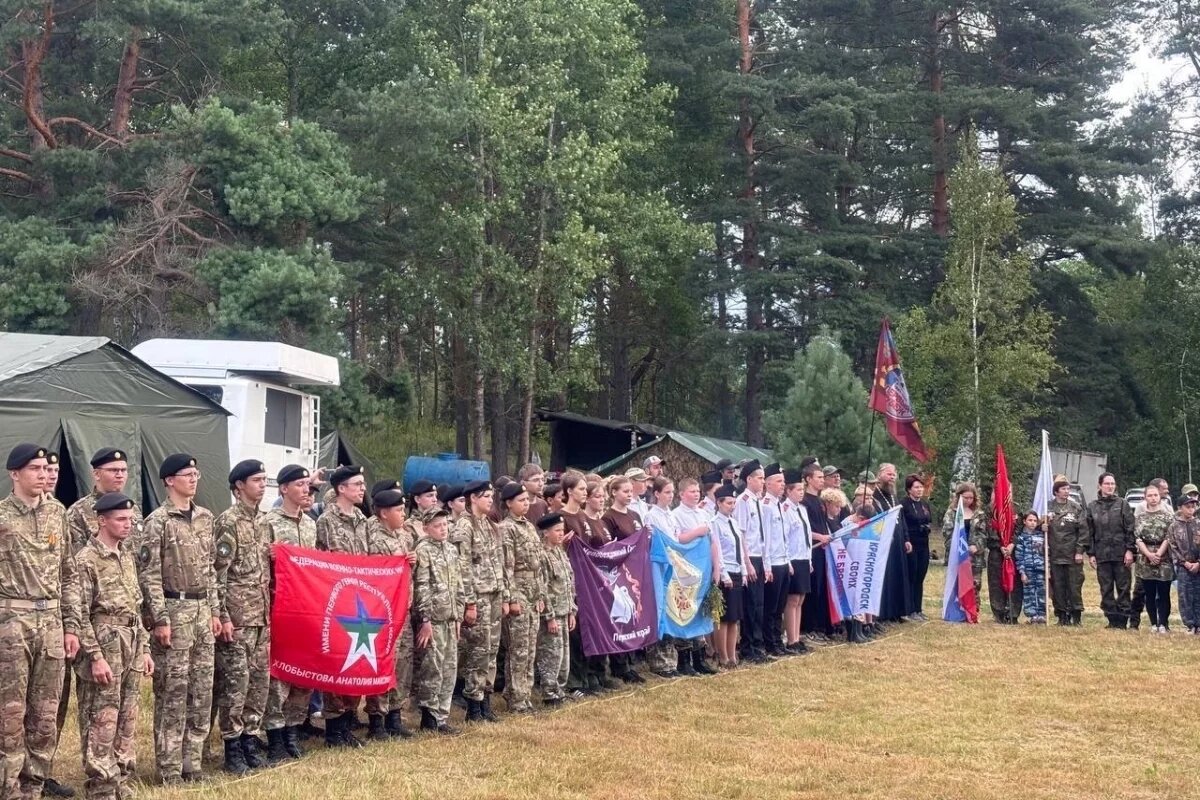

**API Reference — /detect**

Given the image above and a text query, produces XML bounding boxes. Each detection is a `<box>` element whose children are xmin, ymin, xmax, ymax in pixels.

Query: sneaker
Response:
<box><xmin>1152</xmin><ymin>625</ymin><xmax>1162</xmax><ymax>633</ymax></box>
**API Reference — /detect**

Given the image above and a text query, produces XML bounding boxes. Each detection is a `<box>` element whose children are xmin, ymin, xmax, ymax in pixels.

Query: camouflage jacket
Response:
<box><xmin>540</xmin><ymin>545</ymin><xmax>576</xmax><ymax>619</ymax></box>
<box><xmin>0</xmin><ymin>493</ymin><xmax>81</xmax><ymax>634</ymax></box>
<box><xmin>316</xmin><ymin>503</ymin><xmax>371</xmax><ymax>555</ymax></box>
<box><xmin>66</xmin><ymin>488</ymin><xmax>143</xmax><ymax>556</ymax></box>
<box><xmin>366</xmin><ymin>517</ymin><xmax>414</xmax><ymax>557</ymax></box>
<box><xmin>501</xmin><ymin>515</ymin><xmax>546</xmax><ymax>608</ymax></box>
<box><xmin>404</xmin><ymin>507</ymin><xmax>440</xmax><ymax>543</ymax></box>
<box><xmin>1168</xmin><ymin>516</ymin><xmax>1200</xmax><ymax>567</ymax></box>
<box><xmin>260</xmin><ymin>507</ymin><xmax>317</xmax><ymax>549</ymax></box>
<box><xmin>1134</xmin><ymin>507</ymin><xmax>1175</xmax><ymax>582</ymax></box>
<box><xmin>413</xmin><ymin>537</ymin><xmax>465</xmax><ymax>624</ymax></box>
<box><xmin>1045</xmin><ymin>498</ymin><xmax>1087</xmax><ymax>565</ymax></box>
<box><xmin>1014</xmin><ymin>528</ymin><xmax>1046</xmax><ymax>575</ymax></box>
<box><xmin>451</xmin><ymin>513</ymin><xmax>504</xmax><ymax>603</ymax></box>
<box><xmin>136</xmin><ymin>498</ymin><xmax>219</xmax><ymax>628</ymax></box>
<box><xmin>214</xmin><ymin>501</ymin><xmax>269</xmax><ymax>627</ymax></box>
<box><xmin>76</xmin><ymin>537</ymin><xmax>147</xmax><ymax>661</ymax></box>
<box><xmin>940</xmin><ymin>505</ymin><xmax>987</xmax><ymax>571</ymax></box>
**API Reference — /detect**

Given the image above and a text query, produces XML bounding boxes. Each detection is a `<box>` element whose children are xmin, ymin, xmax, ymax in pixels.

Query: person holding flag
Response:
<box><xmin>942</xmin><ymin>492</ymin><xmax>980</xmax><ymax>623</ymax></box>
<box><xmin>1046</xmin><ymin>479</ymin><xmax>1088</xmax><ymax>626</ymax></box>
<box><xmin>987</xmin><ymin>445</ymin><xmax>1022</xmax><ymax>625</ymax></box>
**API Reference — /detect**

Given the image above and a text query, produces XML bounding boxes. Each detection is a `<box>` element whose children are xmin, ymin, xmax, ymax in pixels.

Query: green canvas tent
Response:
<box><xmin>0</xmin><ymin>333</ymin><xmax>232</xmax><ymax>514</ymax></box>
<box><xmin>319</xmin><ymin>430</ymin><xmax>376</xmax><ymax>488</ymax></box>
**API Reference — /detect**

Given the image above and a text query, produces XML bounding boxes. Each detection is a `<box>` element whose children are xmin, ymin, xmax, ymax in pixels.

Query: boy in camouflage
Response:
<box><xmin>1014</xmin><ymin>511</ymin><xmax>1046</xmax><ymax>623</ymax></box>
<box><xmin>414</xmin><ymin>509</ymin><xmax>466</xmax><ymax>734</ymax></box>
<box><xmin>535</xmin><ymin>514</ymin><xmax>576</xmax><ymax>707</ymax></box>
<box><xmin>499</xmin><ymin>483</ymin><xmax>546</xmax><ymax>713</ymax></box>
<box><xmin>75</xmin><ymin>492</ymin><xmax>154</xmax><ymax>800</ymax></box>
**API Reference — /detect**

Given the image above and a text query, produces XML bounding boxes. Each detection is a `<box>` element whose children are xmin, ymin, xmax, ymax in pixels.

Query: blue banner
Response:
<box><xmin>649</xmin><ymin>528</ymin><xmax>715</xmax><ymax>639</ymax></box>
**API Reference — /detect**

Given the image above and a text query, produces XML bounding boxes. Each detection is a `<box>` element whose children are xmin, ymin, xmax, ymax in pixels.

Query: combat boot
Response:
<box><xmin>479</xmin><ymin>694</ymin><xmax>499</xmax><ymax>722</ymax></box>
<box><xmin>323</xmin><ymin>715</ymin><xmax>342</xmax><ymax>748</ymax></box>
<box><xmin>676</xmin><ymin>651</ymin><xmax>697</xmax><ymax>676</ymax></box>
<box><xmin>366</xmin><ymin>714</ymin><xmax>389</xmax><ymax>742</ymax></box>
<box><xmin>1070</xmin><ymin>611</ymin><xmax>1082</xmax><ymax>626</ymax></box>
<box><xmin>43</xmin><ymin>780</ymin><xmax>74</xmax><ymax>798</ymax></box>
<box><xmin>1056</xmin><ymin>613</ymin><xmax>1068</xmax><ymax>626</ymax></box>
<box><xmin>223</xmin><ymin>737</ymin><xmax>249</xmax><ymax>775</ymax></box>
<box><xmin>385</xmin><ymin>709</ymin><xmax>413</xmax><ymax>738</ymax></box>
<box><xmin>692</xmin><ymin>649</ymin><xmax>718</xmax><ymax>675</ymax></box>
<box><xmin>265</xmin><ymin>729</ymin><xmax>289</xmax><ymax>764</ymax></box>
<box><xmin>852</xmin><ymin>620</ymin><xmax>869</xmax><ymax>644</ymax></box>
<box><xmin>241</xmin><ymin>733</ymin><xmax>267</xmax><ymax>769</ymax></box>
<box><xmin>465</xmin><ymin>699</ymin><xmax>484</xmax><ymax>723</ymax></box>
<box><xmin>282</xmin><ymin>725</ymin><xmax>303</xmax><ymax>759</ymax></box>
<box><xmin>338</xmin><ymin>713</ymin><xmax>364</xmax><ymax>748</ymax></box>
<box><xmin>419</xmin><ymin>707</ymin><xmax>439</xmax><ymax>732</ymax></box>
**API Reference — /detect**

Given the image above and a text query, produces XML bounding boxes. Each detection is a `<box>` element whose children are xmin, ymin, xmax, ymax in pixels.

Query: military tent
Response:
<box><xmin>318</xmin><ymin>429</ymin><xmax>377</xmax><ymax>488</ymax></box>
<box><xmin>0</xmin><ymin>333</ymin><xmax>231</xmax><ymax>513</ymax></box>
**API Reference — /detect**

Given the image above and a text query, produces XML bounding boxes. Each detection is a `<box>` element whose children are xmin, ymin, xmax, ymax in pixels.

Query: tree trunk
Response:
<box><xmin>21</xmin><ymin>3</ymin><xmax>55</xmax><ymax>153</ymax></box>
<box><xmin>471</xmin><ymin>288</ymin><xmax>487</xmax><ymax>461</ymax></box>
<box><xmin>489</xmin><ymin>372</ymin><xmax>508</xmax><ymax>476</ymax></box>
<box><xmin>452</xmin><ymin>328</ymin><xmax>469</xmax><ymax>456</ymax></box>
<box><xmin>930</xmin><ymin>11</ymin><xmax>949</xmax><ymax>237</ymax></box>
<box><xmin>110</xmin><ymin>30</ymin><xmax>141</xmax><ymax>138</ymax></box>
<box><xmin>737</xmin><ymin>0</ymin><xmax>764</xmax><ymax>445</ymax></box>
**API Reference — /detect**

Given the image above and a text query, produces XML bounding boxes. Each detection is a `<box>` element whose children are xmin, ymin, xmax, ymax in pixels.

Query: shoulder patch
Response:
<box><xmin>138</xmin><ymin>544</ymin><xmax>151</xmax><ymax>566</ymax></box>
<box><xmin>216</xmin><ymin>539</ymin><xmax>233</xmax><ymax>559</ymax></box>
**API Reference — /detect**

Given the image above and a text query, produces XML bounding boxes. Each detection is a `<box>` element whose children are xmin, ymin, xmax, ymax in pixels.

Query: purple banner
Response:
<box><xmin>568</xmin><ymin>527</ymin><xmax>659</xmax><ymax>657</ymax></box>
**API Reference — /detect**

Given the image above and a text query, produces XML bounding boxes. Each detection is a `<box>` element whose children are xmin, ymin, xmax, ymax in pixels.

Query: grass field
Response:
<box><xmin>49</xmin><ymin>564</ymin><xmax>1200</xmax><ymax>800</ymax></box>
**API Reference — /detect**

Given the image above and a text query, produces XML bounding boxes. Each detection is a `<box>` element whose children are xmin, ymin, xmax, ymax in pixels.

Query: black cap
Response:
<box><xmin>6</xmin><ymin>443</ymin><xmax>47</xmax><ymax>471</ymax></box>
<box><xmin>410</xmin><ymin>479</ymin><xmax>436</xmax><ymax>496</ymax></box>
<box><xmin>371</xmin><ymin>479</ymin><xmax>402</xmax><ymax>499</ymax></box>
<box><xmin>330</xmin><ymin>465</ymin><xmax>363</xmax><ymax>487</ymax></box>
<box><xmin>499</xmin><ymin>482</ymin><xmax>526</xmax><ymax>502</ymax></box>
<box><xmin>799</xmin><ymin>456</ymin><xmax>820</xmax><ymax>469</ymax></box>
<box><xmin>228</xmin><ymin>459</ymin><xmax>266</xmax><ymax>485</ymax></box>
<box><xmin>463</xmin><ymin>480</ymin><xmax>492</xmax><ymax>498</ymax></box>
<box><xmin>784</xmin><ymin>468</ymin><xmax>804</xmax><ymax>485</ymax></box>
<box><xmin>715</xmin><ymin>484</ymin><xmax>737</xmax><ymax>500</ymax></box>
<box><xmin>276</xmin><ymin>464</ymin><xmax>310</xmax><ymax>485</ymax></box>
<box><xmin>537</xmin><ymin>512</ymin><xmax>564</xmax><ymax>531</ymax></box>
<box><xmin>95</xmin><ymin>492</ymin><xmax>135</xmax><ymax>513</ymax></box>
<box><xmin>46</xmin><ymin>452</ymin><xmax>59</xmax><ymax>465</ymax></box>
<box><xmin>90</xmin><ymin>447</ymin><xmax>128</xmax><ymax>468</ymax></box>
<box><xmin>700</xmin><ymin>470</ymin><xmax>722</xmax><ymax>485</ymax></box>
<box><xmin>1180</xmin><ymin>494</ymin><xmax>1200</xmax><ymax>507</ymax></box>
<box><xmin>438</xmin><ymin>483</ymin><xmax>464</xmax><ymax>504</ymax></box>
<box><xmin>159</xmin><ymin>453</ymin><xmax>196</xmax><ymax>479</ymax></box>
<box><xmin>715</xmin><ymin>458</ymin><xmax>735</xmax><ymax>472</ymax></box>
<box><xmin>739</xmin><ymin>460</ymin><xmax>762</xmax><ymax>482</ymax></box>
<box><xmin>373</xmin><ymin>489</ymin><xmax>405</xmax><ymax>509</ymax></box>
<box><xmin>763</xmin><ymin>462</ymin><xmax>782</xmax><ymax>478</ymax></box>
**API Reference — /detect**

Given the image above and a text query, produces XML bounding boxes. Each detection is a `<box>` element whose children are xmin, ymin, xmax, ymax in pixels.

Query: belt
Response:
<box><xmin>92</xmin><ymin>613</ymin><xmax>138</xmax><ymax>627</ymax></box>
<box><xmin>0</xmin><ymin>598</ymin><xmax>59</xmax><ymax>611</ymax></box>
<box><xmin>163</xmin><ymin>590</ymin><xmax>207</xmax><ymax>601</ymax></box>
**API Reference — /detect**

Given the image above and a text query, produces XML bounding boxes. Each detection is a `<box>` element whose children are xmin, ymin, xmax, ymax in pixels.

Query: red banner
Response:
<box><xmin>991</xmin><ymin>443</ymin><xmax>1016</xmax><ymax>594</ymax></box>
<box><xmin>270</xmin><ymin>543</ymin><xmax>411</xmax><ymax>695</ymax></box>
<box><xmin>868</xmin><ymin>318</ymin><xmax>929</xmax><ymax>463</ymax></box>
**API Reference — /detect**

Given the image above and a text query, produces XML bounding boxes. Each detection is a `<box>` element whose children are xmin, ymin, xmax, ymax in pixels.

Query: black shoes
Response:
<box><xmin>385</xmin><ymin>709</ymin><xmax>414</xmax><ymax>738</ymax></box>
<box><xmin>366</xmin><ymin>714</ymin><xmax>389</xmax><ymax>741</ymax></box>
<box><xmin>222</xmin><ymin>738</ymin><xmax>248</xmax><ymax>775</ymax></box>
<box><xmin>43</xmin><ymin>780</ymin><xmax>74</xmax><ymax>798</ymax></box>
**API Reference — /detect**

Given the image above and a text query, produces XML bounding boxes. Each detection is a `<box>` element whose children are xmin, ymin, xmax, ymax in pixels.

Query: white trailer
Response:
<box><xmin>131</xmin><ymin>339</ymin><xmax>339</xmax><ymax>500</ymax></box>
<box><xmin>1050</xmin><ymin>447</ymin><xmax>1108</xmax><ymax>503</ymax></box>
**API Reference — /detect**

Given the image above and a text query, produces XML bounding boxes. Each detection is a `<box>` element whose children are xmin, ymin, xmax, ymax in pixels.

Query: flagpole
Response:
<box><xmin>864</xmin><ymin>411</ymin><xmax>877</xmax><ymax>485</ymax></box>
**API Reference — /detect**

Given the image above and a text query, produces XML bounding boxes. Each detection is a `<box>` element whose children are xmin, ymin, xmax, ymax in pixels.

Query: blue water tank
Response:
<box><xmin>403</xmin><ymin>452</ymin><xmax>490</xmax><ymax>493</ymax></box>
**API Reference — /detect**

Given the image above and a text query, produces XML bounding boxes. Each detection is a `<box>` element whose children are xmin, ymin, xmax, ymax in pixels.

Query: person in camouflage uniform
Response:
<box><xmin>535</xmin><ymin>515</ymin><xmax>575</xmax><ymax>707</ymax></box>
<box><xmin>941</xmin><ymin>483</ymin><xmax>987</xmax><ymax>599</ymax></box>
<box><xmin>314</xmin><ymin>465</ymin><xmax>370</xmax><ymax>748</ymax></box>
<box><xmin>404</xmin><ymin>480</ymin><xmax>441</xmax><ymax>542</ymax></box>
<box><xmin>1133</xmin><ymin>484</ymin><xmax>1176</xmax><ymax>632</ymax></box>
<box><xmin>452</xmin><ymin>481</ymin><xmax>503</xmax><ymax>723</ymax></box>
<box><xmin>1085</xmin><ymin>473</ymin><xmax>1136</xmax><ymax>629</ymax></box>
<box><xmin>74</xmin><ymin>493</ymin><xmax>153</xmax><ymax>800</ymax></box>
<box><xmin>439</xmin><ymin>485</ymin><xmax>466</xmax><ymax>527</ymax></box>
<box><xmin>1046</xmin><ymin>479</ymin><xmax>1088</xmax><ymax>626</ymax></box>
<box><xmin>1168</xmin><ymin>495</ymin><xmax>1200</xmax><ymax>633</ymax></box>
<box><xmin>261</xmin><ymin>465</ymin><xmax>318</xmax><ymax>761</ymax></box>
<box><xmin>0</xmin><ymin>443</ymin><xmax>81</xmax><ymax>800</ymax></box>
<box><xmin>414</xmin><ymin>510</ymin><xmax>466</xmax><ymax>734</ymax></box>
<box><xmin>1014</xmin><ymin>511</ymin><xmax>1047</xmax><ymax>623</ymax></box>
<box><xmin>213</xmin><ymin>460</ymin><xmax>270</xmax><ymax>774</ymax></box>
<box><xmin>499</xmin><ymin>483</ymin><xmax>546</xmax><ymax>714</ymax></box>
<box><xmin>362</xmin><ymin>488</ymin><xmax>417</xmax><ymax>741</ymax></box>
<box><xmin>137</xmin><ymin>453</ymin><xmax>220</xmax><ymax>785</ymax></box>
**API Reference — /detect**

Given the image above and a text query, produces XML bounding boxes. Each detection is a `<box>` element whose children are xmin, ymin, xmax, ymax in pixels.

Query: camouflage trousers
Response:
<box><xmin>502</xmin><ymin>610</ymin><xmax>538</xmax><ymax>711</ymax></box>
<box><xmin>415</xmin><ymin>621</ymin><xmax>458</xmax><ymax>724</ymax></box>
<box><xmin>75</xmin><ymin>625</ymin><xmax>142</xmax><ymax>800</ymax></box>
<box><xmin>0</xmin><ymin>608</ymin><xmax>65</xmax><ymax>800</ymax></box>
<box><xmin>149</xmin><ymin>599</ymin><xmax>214</xmax><ymax>781</ymax></box>
<box><xmin>1021</xmin><ymin>568</ymin><xmax>1046</xmax><ymax>620</ymax></box>
<box><xmin>214</xmin><ymin>624</ymin><xmax>269</xmax><ymax>739</ymax></box>
<box><xmin>461</xmin><ymin>592</ymin><xmax>502</xmax><ymax>702</ymax></box>
<box><xmin>365</xmin><ymin>622</ymin><xmax>413</xmax><ymax>716</ymax></box>
<box><xmin>263</xmin><ymin>678</ymin><xmax>312</xmax><ymax>731</ymax></box>
<box><xmin>535</xmin><ymin>616</ymin><xmax>568</xmax><ymax>701</ymax></box>
<box><xmin>645</xmin><ymin>639</ymin><xmax>677</xmax><ymax>673</ymax></box>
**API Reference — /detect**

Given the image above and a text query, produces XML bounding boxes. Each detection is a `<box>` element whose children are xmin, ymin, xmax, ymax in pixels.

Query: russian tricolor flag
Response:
<box><xmin>941</xmin><ymin>498</ymin><xmax>979</xmax><ymax>623</ymax></box>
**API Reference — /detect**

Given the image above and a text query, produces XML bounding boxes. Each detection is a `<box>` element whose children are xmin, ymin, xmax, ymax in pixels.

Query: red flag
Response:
<box><xmin>270</xmin><ymin>543</ymin><xmax>411</xmax><ymax>695</ymax></box>
<box><xmin>868</xmin><ymin>319</ymin><xmax>929</xmax><ymax>462</ymax></box>
<box><xmin>991</xmin><ymin>443</ymin><xmax>1016</xmax><ymax>594</ymax></box>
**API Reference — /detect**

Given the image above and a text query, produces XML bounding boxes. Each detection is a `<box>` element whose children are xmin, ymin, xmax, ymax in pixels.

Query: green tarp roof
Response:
<box><xmin>593</xmin><ymin>430</ymin><xmax>773</xmax><ymax>474</ymax></box>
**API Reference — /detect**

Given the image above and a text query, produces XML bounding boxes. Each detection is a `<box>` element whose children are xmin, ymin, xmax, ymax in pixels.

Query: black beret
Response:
<box><xmin>159</xmin><ymin>453</ymin><xmax>197</xmax><ymax>479</ymax></box>
<box><xmin>763</xmin><ymin>462</ymin><xmax>782</xmax><ymax>478</ymax></box>
<box><xmin>700</xmin><ymin>470</ymin><xmax>722</xmax><ymax>485</ymax></box>
<box><xmin>739</xmin><ymin>460</ymin><xmax>762</xmax><ymax>482</ymax></box>
<box><xmin>438</xmin><ymin>483</ymin><xmax>464</xmax><ymax>504</ymax></box>
<box><xmin>276</xmin><ymin>464</ymin><xmax>310</xmax><ymax>485</ymax></box>
<box><xmin>95</xmin><ymin>492</ymin><xmax>135</xmax><ymax>514</ymax></box>
<box><xmin>410</xmin><ymin>479</ymin><xmax>436</xmax><ymax>496</ymax></box>
<box><xmin>463</xmin><ymin>480</ymin><xmax>492</xmax><ymax>498</ymax></box>
<box><xmin>330</xmin><ymin>465</ymin><xmax>363</xmax><ymax>487</ymax></box>
<box><xmin>499</xmin><ymin>482</ymin><xmax>526</xmax><ymax>502</ymax></box>
<box><xmin>90</xmin><ymin>447</ymin><xmax>128</xmax><ymax>468</ymax></box>
<box><xmin>7</xmin><ymin>443</ymin><xmax>48</xmax><ymax>471</ymax></box>
<box><xmin>371</xmin><ymin>479</ymin><xmax>402</xmax><ymax>499</ymax></box>
<box><xmin>494</xmin><ymin>475</ymin><xmax>514</xmax><ymax>489</ymax></box>
<box><xmin>715</xmin><ymin>483</ymin><xmax>737</xmax><ymax>500</ymax></box>
<box><xmin>228</xmin><ymin>459</ymin><xmax>266</xmax><ymax>485</ymax></box>
<box><xmin>799</xmin><ymin>456</ymin><xmax>820</xmax><ymax>469</ymax></box>
<box><xmin>783</xmin><ymin>468</ymin><xmax>804</xmax><ymax>485</ymax></box>
<box><xmin>714</xmin><ymin>459</ymin><xmax>735</xmax><ymax>471</ymax></box>
<box><xmin>373</xmin><ymin>489</ymin><xmax>405</xmax><ymax>509</ymax></box>
<box><xmin>46</xmin><ymin>452</ymin><xmax>59</xmax><ymax>465</ymax></box>
<box><xmin>537</xmin><ymin>512</ymin><xmax>564</xmax><ymax>531</ymax></box>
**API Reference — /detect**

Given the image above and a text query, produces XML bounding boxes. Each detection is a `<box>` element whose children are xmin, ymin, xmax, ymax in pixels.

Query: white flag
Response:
<box><xmin>1031</xmin><ymin>430</ymin><xmax>1053</xmax><ymax>517</ymax></box>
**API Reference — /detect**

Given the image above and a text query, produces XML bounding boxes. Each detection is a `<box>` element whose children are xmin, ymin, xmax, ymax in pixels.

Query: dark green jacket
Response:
<box><xmin>1047</xmin><ymin>498</ymin><xmax>1087</xmax><ymax>565</ymax></box>
<box><xmin>1085</xmin><ymin>495</ymin><xmax>1134</xmax><ymax>562</ymax></box>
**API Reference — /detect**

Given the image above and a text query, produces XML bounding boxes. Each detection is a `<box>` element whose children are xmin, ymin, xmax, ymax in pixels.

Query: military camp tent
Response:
<box><xmin>0</xmin><ymin>333</ymin><xmax>231</xmax><ymax>513</ymax></box>
<box><xmin>319</xmin><ymin>429</ymin><xmax>376</xmax><ymax>488</ymax></box>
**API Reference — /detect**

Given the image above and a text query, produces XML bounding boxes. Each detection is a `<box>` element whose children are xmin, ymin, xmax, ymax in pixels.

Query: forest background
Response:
<box><xmin>4</xmin><ymin>0</ymin><xmax>1200</xmax><ymax>493</ymax></box>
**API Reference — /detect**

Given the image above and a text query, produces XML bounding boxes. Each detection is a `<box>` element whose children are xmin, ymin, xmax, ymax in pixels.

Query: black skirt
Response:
<box><xmin>878</xmin><ymin>529</ymin><xmax>915</xmax><ymax>620</ymax></box>
<box><xmin>721</xmin><ymin>573</ymin><xmax>744</xmax><ymax>623</ymax></box>
<box><xmin>802</xmin><ymin>547</ymin><xmax>833</xmax><ymax>634</ymax></box>
<box><xmin>789</xmin><ymin>559</ymin><xmax>811</xmax><ymax>594</ymax></box>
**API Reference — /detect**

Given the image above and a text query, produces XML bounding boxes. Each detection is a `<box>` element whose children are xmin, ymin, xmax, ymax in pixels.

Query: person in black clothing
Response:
<box><xmin>873</xmin><ymin>463</ymin><xmax>914</xmax><ymax>623</ymax></box>
<box><xmin>900</xmin><ymin>474</ymin><xmax>932</xmax><ymax>621</ymax></box>
<box><xmin>800</xmin><ymin>462</ymin><xmax>833</xmax><ymax>640</ymax></box>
